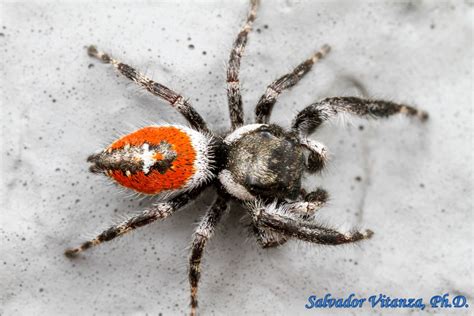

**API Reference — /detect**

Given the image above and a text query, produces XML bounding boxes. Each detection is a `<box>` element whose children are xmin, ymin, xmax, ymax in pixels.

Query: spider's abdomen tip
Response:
<box><xmin>89</xmin><ymin>125</ymin><xmax>213</xmax><ymax>195</ymax></box>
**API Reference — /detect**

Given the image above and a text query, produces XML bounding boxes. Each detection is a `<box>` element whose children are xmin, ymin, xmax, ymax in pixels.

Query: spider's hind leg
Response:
<box><xmin>255</xmin><ymin>44</ymin><xmax>331</xmax><ymax>124</ymax></box>
<box><xmin>87</xmin><ymin>45</ymin><xmax>209</xmax><ymax>133</ymax></box>
<box><xmin>189</xmin><ymin>194</ymin><xmax>228</xmax><ymax>316</ymax></box>
<box><xmin>64</xmin><ymin>194</ymin><xmax>194</xmax><ymax>257</ymax></box>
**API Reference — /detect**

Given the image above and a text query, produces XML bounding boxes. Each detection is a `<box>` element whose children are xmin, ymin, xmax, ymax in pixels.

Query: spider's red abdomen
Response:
<box><xmin>110</xmin><ymin>126</ymin><xmax>196</xmax><ymax>194</ymax></box>
<box><xmin>88</xmin><ymin>125</ymin><xmax>213</xmax><ymax>195</ymax></box>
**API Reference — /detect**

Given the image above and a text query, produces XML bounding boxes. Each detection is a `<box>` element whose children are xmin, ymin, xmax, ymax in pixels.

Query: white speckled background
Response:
<box><xmin>1</xmin><ymin>0</ymin><xmax>472</xmax><ymax>315</ymax></box>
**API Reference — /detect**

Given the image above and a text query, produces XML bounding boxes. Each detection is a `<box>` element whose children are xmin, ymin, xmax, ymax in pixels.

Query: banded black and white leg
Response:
<box><xmin>189</xmin><ymin>194</ymin><xmax>228</xmax><ymax>316</ymax></box>
<box><xmin>249</xmin><ymin>200</ymin><xmax>374</xmax><ymax>246</ymax></box>
<box><xmin>87</xmin><ymin>45</ymin><xmax>209</xmax><ymax>133</ymax></box>
<box><xmin>255</xmin><ymin>44</ymin><xmax>331</xmax><ymax>124</ymax></box>
<box><xmin>64</xmin><ymin>193</ymin><xmax>197</xmax><ymax>257</ymax></box>
<box><xmin>227</xmin><ymin>0</ymin><xmax>259</xmax><ymax>130</ymax></box>
<box><xmin>292</xmin><ymin>97</ymin><xmax>429</xmax><ymax>137</ymax></box>
<box><xmin>251</xmin><ymin>187</ymin><xmax>330</xmax><ymax>248</ymax></box>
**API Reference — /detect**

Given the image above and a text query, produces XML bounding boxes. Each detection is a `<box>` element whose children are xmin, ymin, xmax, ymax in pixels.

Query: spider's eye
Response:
<box><xmin>87</xmin><ymin>125</ymin><xmax>210</xmax><ymax>195</ymax></box>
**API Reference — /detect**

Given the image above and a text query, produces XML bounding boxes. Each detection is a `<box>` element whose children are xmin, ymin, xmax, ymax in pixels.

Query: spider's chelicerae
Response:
<box><xmin>65</xmin><ymin>1</ymin><xmax>428</xmax><ymax>315</ymax></box>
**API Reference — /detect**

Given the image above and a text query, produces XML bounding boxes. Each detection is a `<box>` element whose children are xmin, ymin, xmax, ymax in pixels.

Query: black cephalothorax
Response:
<box><xmin>65</xmin><ymin>1</ymin><xmax>428</xmax><ymax>315</ymax></box>
<box><xmin>226</xmin><ymin>124</ymin><xmax>305</xmax><ymax>200</ymax></box>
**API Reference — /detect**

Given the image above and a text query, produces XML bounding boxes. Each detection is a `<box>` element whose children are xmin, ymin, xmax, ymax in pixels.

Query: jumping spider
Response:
<box><xmin>65</xmin><ymin>1</ymin><xmax>428</xmax><ymax>315</ymax></box>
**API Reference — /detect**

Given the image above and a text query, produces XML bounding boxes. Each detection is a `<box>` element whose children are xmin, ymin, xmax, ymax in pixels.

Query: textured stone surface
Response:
<box><xmin>1</xmin><ymin>0</ymin><xmax>472</xmax><ymax>315</ymax></box>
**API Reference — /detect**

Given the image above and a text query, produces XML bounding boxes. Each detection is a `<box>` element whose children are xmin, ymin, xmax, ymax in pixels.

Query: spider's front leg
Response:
<box><xmin>252</xmin><ymin>223</ymin><xmax>289</xmax><ymax>249</ymax></box>
<box><xmin>189</xmin><ymin>194</ymin><xmax>228</xmax><ymax>316</ymax></box>
<box><xmin>251</xmin><ymin>188</ymin><xmax>329</xmax><ymax>248</ymax></box>
<box><xmin>64</xmin><ymin>193</ymin><xmax>197</xmax><ymax>257</ymax></box>
<box><xmin>293</xmin><ymin>97</ymin><xmax>429</xmax><ymax>137</ymax></box>
<box><xmin>249</xmin><ymin>200</ymin><xmax>373</xmax><ymax>246</ymax></box>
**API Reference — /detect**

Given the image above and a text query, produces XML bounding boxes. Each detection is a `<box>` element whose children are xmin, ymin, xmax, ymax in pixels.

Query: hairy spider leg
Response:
<box><xmin>87</xmin><ymin>45</ymin><xmax>209</xmax><ymax>133</ymax></box>
<box><xmin>189</xmin><ymin>194</ymin><xmax>228</xmax><ymax>316</ymax></box>
<box><xmin>250</xmin><ymin>200</ymin><xmax>374</xmax><ymax>246</ymax></box>
<box><xmin>251</xmin><ymin>188</ymin><xmax>329</xmax><ymax>248</ymax></box>
<box><xmin>227</xmin><ymin>0</ymin><xmax>259</xmax><ymax>130</ymax></box>
<box><xmin>255</xmin><ymin>44</ymin><xmax>331</xmax><ymax>124</ymax></box>
<box><xmin>292</xmin><ymin>97</ymin><xmax>429</xmax><ymax>137</ymax></box>
<box><xmin>252</xmin><ymin>222</ymin><xmax>290</xmax><ymax>248</ymax></box>
<box><xmin>65</xmin><ymin>193</ymin><xmax>197</xmax><ymax>257</ymax></box>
